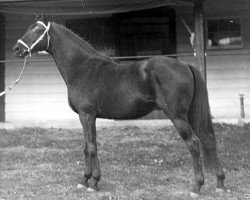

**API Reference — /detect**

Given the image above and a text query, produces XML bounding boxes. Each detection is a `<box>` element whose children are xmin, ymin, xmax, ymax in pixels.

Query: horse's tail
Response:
<box><xmin>188</xmin><ymin>65</ymin><xmax>217</xmax><ymax>170</ymax></box>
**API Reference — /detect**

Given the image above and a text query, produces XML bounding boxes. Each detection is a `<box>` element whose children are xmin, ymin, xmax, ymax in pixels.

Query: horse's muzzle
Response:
<box><xmin>12</xmin><ymin>43</ymin><xmax>28</xmax><ymax>58</ymax></box>
<box><xmin>13</xmin><ymin>44</ymin><xmax>20</xmax><ymax>56</ymax></box>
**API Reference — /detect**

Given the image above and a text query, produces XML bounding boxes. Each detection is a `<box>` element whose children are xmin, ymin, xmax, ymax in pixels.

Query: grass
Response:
<box><xmin>0</xmin><ymin>123</ymin><xmax>249</xmax><ymax>200</ymax></box>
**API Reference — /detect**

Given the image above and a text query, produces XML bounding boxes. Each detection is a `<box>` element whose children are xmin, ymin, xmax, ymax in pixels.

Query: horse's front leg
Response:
<box><xmin>78</xmin><ymin>112</ymin><xmax>101</xmax><ymax>191</ymax></box>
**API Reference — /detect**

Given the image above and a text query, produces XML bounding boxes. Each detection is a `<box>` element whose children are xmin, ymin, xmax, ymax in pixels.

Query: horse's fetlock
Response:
<box><xmin>89</xmin><ymin>151</ymin><xmax>97</xmax><ymax>158</ymax></box>
<box><xmin>93</xmin><ymin>175</ymin><xmax>101</xmax><ymax>182</ymax></box>
<box><xmin>217</xmin><ymin>172</ymin><xmax>225</xmax><ymax>180</ymax></box>
<box><xmin>195</xmin><ymin>175</ymin><xmax>204</xmax><ymax>186</ymax></box>
<box><xmin>84</xmin><ymin>173</ymin><xmax>92</xmax><ymax>180</ymax></box>
<box><xmin>198</xmin><ymin>178</ymin><xmax>204</xmax><ymax>186</ymax></box>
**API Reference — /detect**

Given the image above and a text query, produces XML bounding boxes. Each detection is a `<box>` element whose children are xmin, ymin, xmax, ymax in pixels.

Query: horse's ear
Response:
<box><xmin>36</xmin><ymin>13</ymin><xmax>48</xmax><ymax>24</ymax></box>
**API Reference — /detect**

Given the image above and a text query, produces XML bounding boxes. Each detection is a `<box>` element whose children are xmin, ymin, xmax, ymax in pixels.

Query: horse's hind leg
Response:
<box><xmin>200</xmin><ymin>125</ymin><xmax>227</xmax><ymax>192</ymax></box>
<box><xmin>172</xmin><ymin>115</ymin><xmax>204</xmax><ymax>196</ymax></box>
<box><xmin>205</xmin><ymin>147</ymin><xmax>226</xmax><ymax>192</ymax></box>
<box><xmin>155</xmin><ymin>95</ymin><xmax>204</xmax><ymax>195</ymax></box>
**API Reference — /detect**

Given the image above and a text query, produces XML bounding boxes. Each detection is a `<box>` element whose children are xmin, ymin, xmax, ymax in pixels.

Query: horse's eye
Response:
<box><xmin>35</xmin><ymin>30</ymin><xmax>40</xmax><ymax>34</ymax></box>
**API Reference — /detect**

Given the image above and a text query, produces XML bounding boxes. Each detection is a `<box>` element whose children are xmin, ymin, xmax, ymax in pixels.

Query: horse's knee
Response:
<box><xmin>191</xmin><ymin>136</ymin><xmax>200</xmax><ymax>149</ymax></box>
<box><xmin>84</xmin><ymin>143</ymin><xmax>89</xmax><ymax>156</ymax></box>
<box><xmin>88</xmin><ymin>143</ymin><xmax>97</xmax><ymax>158</ymax></box>
<box><xmin>189</xmin><ymin>136</ymin><xmax>201</xmax><ymax>156</ymax></box>
<box><xmin>196</xmin><ymin>174</ymin><xmax>204</xmax><ymax>185</ymax></box>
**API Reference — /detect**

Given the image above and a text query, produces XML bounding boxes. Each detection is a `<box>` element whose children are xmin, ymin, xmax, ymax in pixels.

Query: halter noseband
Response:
<box><xmin>17</xmin><ymin>21</ymin><xmax>51</xmax><ymax>57</ymax></box>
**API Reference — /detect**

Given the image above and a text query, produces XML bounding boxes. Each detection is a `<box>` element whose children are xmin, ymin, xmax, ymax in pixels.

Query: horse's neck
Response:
<box><xmin>49</xmin><ymin>22</ymin><xmax>101</xmax><ymax>85</ymax></box>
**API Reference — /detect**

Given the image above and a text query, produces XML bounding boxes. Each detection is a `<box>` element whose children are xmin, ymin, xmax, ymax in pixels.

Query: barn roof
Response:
<box><xmin>0</xmin><ymin>0</ymin><xmax>194</xmax><ymax>15</ymax></box>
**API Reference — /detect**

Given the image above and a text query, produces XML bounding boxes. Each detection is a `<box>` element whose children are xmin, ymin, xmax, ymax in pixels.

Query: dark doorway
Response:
<box><xmin>115</xmin><ymin>7</ymin><xmax>176</xmax><ymax>57</ymax></box>
<box><xmin>66</xmin><ymin>17</ymin><xmax>116</xmax><ymax>57</ymax></box>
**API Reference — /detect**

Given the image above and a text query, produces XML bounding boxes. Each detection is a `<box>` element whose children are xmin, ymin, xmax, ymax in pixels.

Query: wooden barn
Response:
<box><xmin>0</xmin><ymin>0</ymin><xmax>249</xmax><ymax>125</ymax></box>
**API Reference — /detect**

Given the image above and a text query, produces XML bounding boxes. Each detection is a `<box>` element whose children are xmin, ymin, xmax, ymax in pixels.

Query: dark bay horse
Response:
<box><xmin>12</xmin><ymin>15</ymin><xmax>228</xmax><ymax>197</ymax></box>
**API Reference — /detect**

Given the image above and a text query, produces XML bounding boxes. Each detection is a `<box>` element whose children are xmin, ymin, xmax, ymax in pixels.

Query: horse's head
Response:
<box><xmin>13</xmin><ymin>14</ymin><xmax>51</xmax><ymax>58</ymax></box>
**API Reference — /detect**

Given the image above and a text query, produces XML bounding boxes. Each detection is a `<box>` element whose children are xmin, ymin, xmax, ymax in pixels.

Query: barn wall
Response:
<box><xmin>4</xmin><ymin>1</ymin><xmax>250</xmax><ymax>122</ymax></box>
<box><xmin>175</xmin><ymin>1</ymin><xmax>250</xmax><ymax>119</ymax></box>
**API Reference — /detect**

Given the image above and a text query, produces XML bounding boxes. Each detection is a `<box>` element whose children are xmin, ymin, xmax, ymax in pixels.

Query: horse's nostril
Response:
<box><xmin>13</xmin><ymin>45</ymin><xmax>20</xmax><ymax>53</ymax></box>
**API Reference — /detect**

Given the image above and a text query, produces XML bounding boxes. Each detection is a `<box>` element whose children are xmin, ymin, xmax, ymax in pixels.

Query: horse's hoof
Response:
<box><xmin>87</xmin><ymin>187</ymin><xmax>96</xmax><ymax>192</ymax></box>
<box><xmin>190</xmin><ymin>192</ymin><xmax>200</xmax><ymax>198</ymax></box>
<box><xmin>216</xmin><ymin>188</ymin><xmax>231</xmax><ymax>194</ymax></box>
<box><xmin>77</xmin><ymin>183</ymin><xmax>86</xmax><ymax>189</ymax></box>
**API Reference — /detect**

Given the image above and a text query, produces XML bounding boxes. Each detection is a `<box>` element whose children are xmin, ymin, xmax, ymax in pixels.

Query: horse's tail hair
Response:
<box><xmin>187</xmin><ymin>65</ymin><xmax>217</xmax><ymax>170</ymax></box>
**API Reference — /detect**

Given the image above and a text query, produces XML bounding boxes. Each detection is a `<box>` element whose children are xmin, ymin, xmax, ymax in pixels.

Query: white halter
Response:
<box><xmin>17</xmin><ymin>21</ymin><xmax>51</xmax><ymax>57</ymax></box>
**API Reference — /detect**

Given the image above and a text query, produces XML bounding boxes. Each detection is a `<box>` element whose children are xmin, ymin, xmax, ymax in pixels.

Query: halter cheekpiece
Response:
<box><xmin>17</xmin><ymin>21</ymin><xmax>51</xmax><ymax>57</ymax></box>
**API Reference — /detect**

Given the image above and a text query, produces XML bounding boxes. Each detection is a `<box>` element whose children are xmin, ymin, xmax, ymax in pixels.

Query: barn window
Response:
<box><xmin>207</xmin><ymin>17</ymin><xmax>242</xmax><ymax>49</ymax></box>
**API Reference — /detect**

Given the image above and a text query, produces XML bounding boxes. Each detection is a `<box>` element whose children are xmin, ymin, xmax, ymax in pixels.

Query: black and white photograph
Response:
<box><xmin>0</xmin><ymin>0</ymin><xmax>249</xmax><ymax>199</ymax></box>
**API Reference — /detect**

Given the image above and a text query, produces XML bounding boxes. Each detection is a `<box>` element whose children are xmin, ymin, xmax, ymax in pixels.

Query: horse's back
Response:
<box><xmin>147</xmin><ymin>56</ymin><xmax>193</xmax><ymax>81</ymax></box>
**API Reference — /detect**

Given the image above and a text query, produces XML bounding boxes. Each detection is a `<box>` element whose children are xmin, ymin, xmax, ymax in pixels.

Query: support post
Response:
<box><xmin>0</xmin><ymin>13</ymin><xmax>5</xmax><ymax>122</ymax></box>
<box><xmin>238</xmin><ymin>94</ymin><xmax>246</xmax><ymax>127</ymax></box>
<box><xmin>194</xmin><ymin>0</ymin><xmax>207</xmax><ymax>84</ymax></box>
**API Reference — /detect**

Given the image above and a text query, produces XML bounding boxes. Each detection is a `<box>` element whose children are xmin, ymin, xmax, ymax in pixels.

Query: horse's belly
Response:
<box><xmin>97</xmin><ymin>98</ymin><xmax>157</xmax><ymax>119</ymax></box>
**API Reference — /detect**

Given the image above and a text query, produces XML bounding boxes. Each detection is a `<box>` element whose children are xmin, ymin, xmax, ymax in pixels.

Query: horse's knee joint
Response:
<box><xmin>202</xmin><ymin>134</ymin><xmax>216</xmax><ymax>149</ymax></box>
<box><xmin>88</xmin><ymin>144</ymin><xmax>97</xmax><ymax>158</ymax></box>
<box><xmin>188</xmin><ymin>137</ymin><xmax>200</xmax><ymax>154</ymax></box>
<box><xmin>84</xmin><ymin>145</ymin><xmax>89</xmax><ymax>156</ymax></box>
<box><xmin>190</xmin><ymin>148</ymin><xmax>200</xmax><ymax>156</ymax></box>
<box><xmin>192</xmin><ymin>137</ymin><xmax>200</xmax><ymax>147</ymax></box>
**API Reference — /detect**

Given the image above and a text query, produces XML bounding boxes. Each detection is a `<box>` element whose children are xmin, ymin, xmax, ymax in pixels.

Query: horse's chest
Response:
<box><xmin>67</xmin><ymin>84</ymin><xmax>97</xmax><ymax>113</ymax></box>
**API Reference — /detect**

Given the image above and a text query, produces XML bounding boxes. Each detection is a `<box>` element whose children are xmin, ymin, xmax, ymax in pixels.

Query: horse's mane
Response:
<box><xmin>53</xmin><ymin>22</ymin><xmax>109</xmax><ymax>59</ymax></box>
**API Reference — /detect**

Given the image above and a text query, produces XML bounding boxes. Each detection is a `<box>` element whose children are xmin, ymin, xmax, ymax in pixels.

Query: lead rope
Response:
<box><xmin>0</xmin><ymin>57</ymin><xmax>27</xmax><ymax>97</ymax></box>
